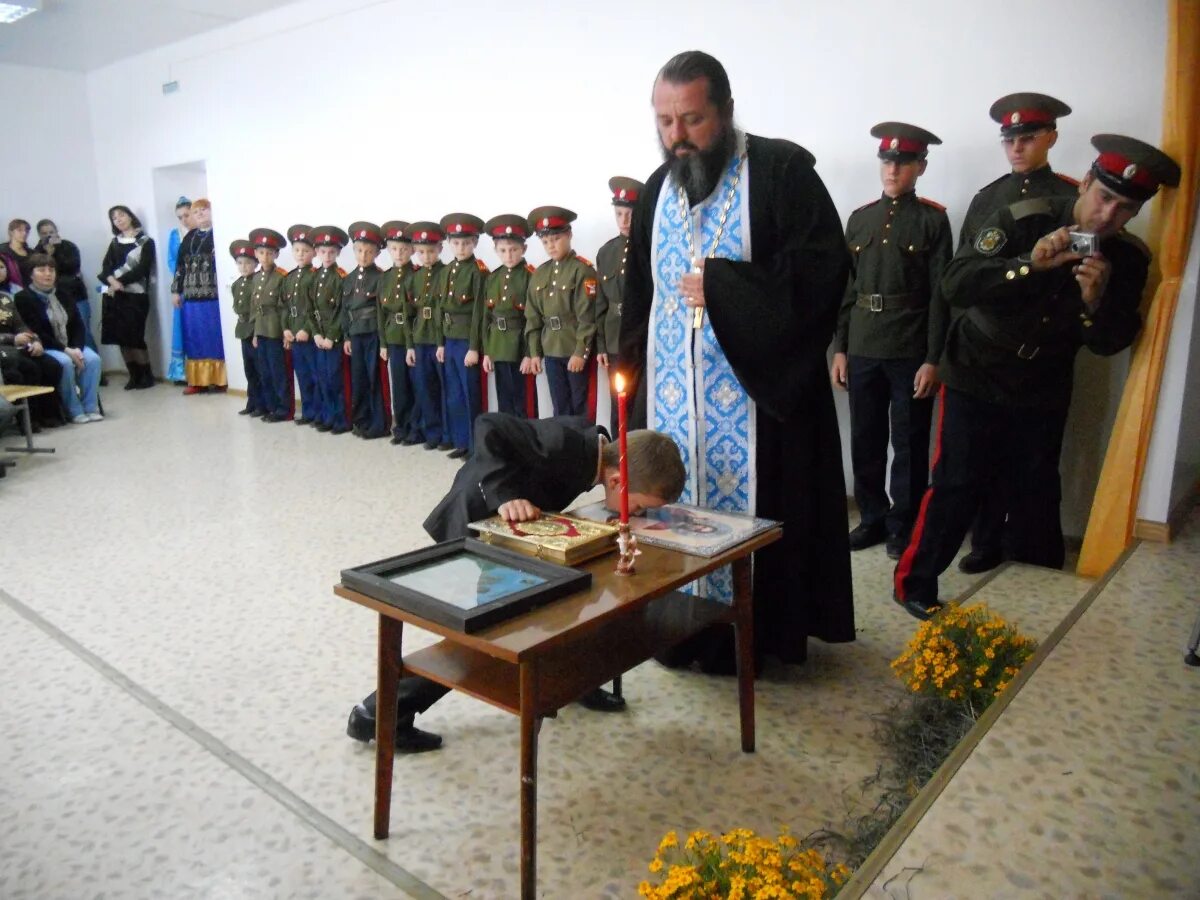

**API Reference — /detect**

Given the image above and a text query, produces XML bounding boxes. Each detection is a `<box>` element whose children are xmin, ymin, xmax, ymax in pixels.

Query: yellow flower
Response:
<box><xmin>658</xmin><ymin>831</ymin><xmax>678</xmax><ymax>853</ymax></box>
<box><xmin>648</xmin><ymin>857</ymin><xmax>663</xmax><ymax>874</ymax></box>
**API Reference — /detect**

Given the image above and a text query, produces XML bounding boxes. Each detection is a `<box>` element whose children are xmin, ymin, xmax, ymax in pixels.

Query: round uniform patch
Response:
<box><xmin>974</xmin><ymin>227</ymin><xmax>1007</xmax><ymax>256</ymax></box>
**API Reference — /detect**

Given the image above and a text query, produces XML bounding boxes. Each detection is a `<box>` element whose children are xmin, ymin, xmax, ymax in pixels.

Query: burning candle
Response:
<box><xmin>614</xmin><ymin>372</ymin><xmax>629</xmax><ymax>524</ymax></box>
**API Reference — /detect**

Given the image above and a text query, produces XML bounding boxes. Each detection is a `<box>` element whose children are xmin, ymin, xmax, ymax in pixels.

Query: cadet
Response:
<box><xmin>893</xmin><ymin>135</ymin><xmax>1180</xmax><ymax>620</ymax></box>
<box><xmin>524</xmin><ymin>206</ymin><xmax>598</xmax><ymax>417</ymax></box>
<box><xmin>229</xmin><ymin>239</ymin><xmax>264</xmax><ymax>417</ymax></box>
<box><xmin>403</xmin><ymin>222</ymin><xmax>448</xmax><ymax>450</ymax></box>
<box><xmin>309</xmin><ymin>225</ymin><xmax>350</xmax><ymax>434</ymax></box>
<box><xmin>595</xmin><ymin>177</ymin><xmax>641</xmax><ymax>436</ymax></box>
<box><xmin>248</xmin><ymin>228</ymin><xmax>290</xmax><ymax>422</ymax></box>
<box><xmin>377</xmin><ymin>220</ymin><xmax>420</xmax><ymax>444</ymax></box>
<box><xmin>435</xmin><ymin>213</ymin><xmax>488</xmax><ymax>458</ymax></box>
<box><xmin>831</xmin><ymin>123</ymin><xmax>952</xmax><ymax>559</ymax></box>
<box><xmin>481</xmin><ymin>214</ymin><xmax>536</xmax><ymax>417</ymax></box>
<box><xmin>958</xmin><ymin>92</ymin><xmax>1080</xmax><ymax>575</ymax></box>
<box><xmin>281</xmin><ymin>224</ymin><xmax>318</xmax><ymax>425</ymax></box>
<box><xmin>341</xmin><ymin>221</ymin><xmax>387</xmax><ymax>439</ymax></box>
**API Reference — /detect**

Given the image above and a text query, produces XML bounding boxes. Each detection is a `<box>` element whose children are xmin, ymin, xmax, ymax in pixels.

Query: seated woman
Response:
<box><xmin>0</xmin><ymin>257</ymin><xmax>63</xmax><ymax>427</ymax></box>
<box><xmin>14</xmin><ymin>254</ymin><xmax>102</xmax><ymax>424</ymax></box>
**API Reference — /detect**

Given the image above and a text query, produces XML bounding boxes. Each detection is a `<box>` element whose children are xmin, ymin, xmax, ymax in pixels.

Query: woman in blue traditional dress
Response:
<box><xmin>165</xmin><ymin>197</ymin><xmax>191</xmax><ymax>384</ymax></box>
<box><xmin>171</xmin><ymin>198</ymin><xmax>227</xmax><ymax>393</ymax></box>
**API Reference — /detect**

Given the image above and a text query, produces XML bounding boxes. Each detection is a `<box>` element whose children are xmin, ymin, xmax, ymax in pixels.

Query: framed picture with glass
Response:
<box><xmin>340</xmin><ymin>538</ymin><xmax>592</xmax><ymax>633</ymax></box>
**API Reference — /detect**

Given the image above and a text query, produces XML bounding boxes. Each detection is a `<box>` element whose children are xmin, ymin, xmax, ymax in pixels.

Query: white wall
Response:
<box><xmin>0</xmin><ymin>63</ymin><xmax>104</xmax><ymax>349</ymax></box>
<box><xmin>80</xmin><ymin>0</ymin><xmax>1168</xmax><ymax>533</ymax></box>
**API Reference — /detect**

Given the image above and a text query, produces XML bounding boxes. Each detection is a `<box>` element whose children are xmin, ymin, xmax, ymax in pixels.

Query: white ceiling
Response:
<box><xmin>0</xmin><ymin>0</ymin><xmax>299</xmax><ymax>72</ymax></box>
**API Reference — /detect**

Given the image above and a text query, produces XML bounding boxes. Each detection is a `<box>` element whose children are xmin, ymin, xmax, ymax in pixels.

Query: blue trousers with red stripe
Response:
<box><xmin>893</xmin><ymin>386</ymin><xmax>1067</xmax><ymax>606</ymax></box>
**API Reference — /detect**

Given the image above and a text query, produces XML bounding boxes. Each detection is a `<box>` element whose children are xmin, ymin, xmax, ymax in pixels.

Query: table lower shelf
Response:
<box><xmin>402</xmin><ymin>589</ymin><xmax>735</xmax><ymax>716</ymax></box>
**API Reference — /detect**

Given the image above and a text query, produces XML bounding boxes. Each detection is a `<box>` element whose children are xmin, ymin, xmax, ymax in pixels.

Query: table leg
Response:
<box><xmin>519</xmin><ymin>660</ymin><xmax>539</xmax><ymax>900</ymax></box>
<box><xmin>732</xmin><ymin>555</ymin><xmax>755</xmax><ymax>753</ymax></box>
<box><xmin>374</xmin><ymin>614</ymin><xmax>402</xmax><ymax>839</ymax></box>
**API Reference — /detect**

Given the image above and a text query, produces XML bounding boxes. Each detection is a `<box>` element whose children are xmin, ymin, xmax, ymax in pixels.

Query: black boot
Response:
<box><xmin>124</xmin><ymin>362</ymin><xmax>139</xmax><ymax>390</ymax></box>
<box><xmin>136</xmin><ymin>363</ymin><xmax>156</xmax><ymax>388</ymax></box>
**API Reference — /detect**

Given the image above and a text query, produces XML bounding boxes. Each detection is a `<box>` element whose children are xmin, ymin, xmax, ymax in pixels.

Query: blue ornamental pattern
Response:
<box><xmin>648</xmin><ymin>145</ymin><xmax>754</xmax><ymax>602</ymax></box>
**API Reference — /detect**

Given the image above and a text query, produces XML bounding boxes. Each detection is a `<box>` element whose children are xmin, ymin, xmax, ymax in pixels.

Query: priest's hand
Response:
<box><xmin>567</xmin><ymin>354</ymin><xmax>585</xmax><ymax>373</ymax></box>
<box><xmin>1030</xmin><ymin>226</ymin><xmax>1083</xmax><ymax>272</ymax></box>
<box><xmin>680</xmin><ymin>259</ymin><xmax>706</xmax><ymax>309</ymax></box>
<box><xmin>498</xmin><ymin>498</ymin><xmax>542</xmax><ymax>522</ymax></box>
<box><xmin>913</xmin><ymin>363</ymin><xmax>938</xmax><ymax>399</ymax></box>
<box><xmin>829</xmin><ymin>352</ymin><xmax>848</xmax><ymax>390</ymax></box>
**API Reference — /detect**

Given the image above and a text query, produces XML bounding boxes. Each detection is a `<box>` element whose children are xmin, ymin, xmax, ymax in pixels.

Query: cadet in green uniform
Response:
<box><xmin>229</xmin><ymin>239</ymin><xmax>264</xmax><ymax>417</ymax></box>
<box><xmin>481</xmin><ymin>214</ymin><xmax>535</xmax><ymax>417</ymax></box>
<box><xmin>248</xmin><ymin>228</ymin><xmax>290</xmax><ymax>422</ymax></box>
<box><xmin>281</xmin><ymin>225</ymin><xmax>317</xmax><ymax>425</ymax></box>
<box><xmin>341</xmin><ymin>221</ymin><xmax>387</xmax><ymax>439</ymax></box>
<box><xmin>958</xmin><ymin>92</ymin><xmax>1080</xmax><ymax>574</ymax></box>
<box><xmin>403</xmin><ymin>221</ymin><xmax>448</xmax><ymax>450</ymax></box>
<box><xmin>894</xmin><ymin>135</ymin><xmax>1179</xmax><ymax>620</ymax></box>
<box><xmin>832</xmin><ymin>123</ymin><xmax>952</xmax><ymax>559</ymax></box>
<box><xmin>595</xmin><ymin>176</ymin><xmax>642</xmax><ymax>436</ymax></box>
<box><xmin>435</xmin><ymin>213</ymin><xmax>488</xmax><ymax>458</ymax></box>
<box><xmin>309</xmin><ymin>225</ymin><xmax>350</xmax><ymax>433</ymax></box>
<box><xmin>525</xmin><ymin>206</ymin><xmax>598</xmax><ymax>417</ymax></box>
<box><xmin>378</xmin><ymin>220</ymin><xmax>420</xmax><ymax>444</ymax></box>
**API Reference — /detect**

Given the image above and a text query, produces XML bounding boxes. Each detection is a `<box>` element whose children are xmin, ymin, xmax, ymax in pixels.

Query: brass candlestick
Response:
<box><xmin>615</xmin><ymin>522</ymin><xmax>639</xmax><ymax>576</ymax></box>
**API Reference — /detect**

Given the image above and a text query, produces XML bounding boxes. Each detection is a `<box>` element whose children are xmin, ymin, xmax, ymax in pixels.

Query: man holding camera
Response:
<box><xmin>892</xmin><ymin>134</ymin><xmax>1180</xmax><ymax>620</ymax></box>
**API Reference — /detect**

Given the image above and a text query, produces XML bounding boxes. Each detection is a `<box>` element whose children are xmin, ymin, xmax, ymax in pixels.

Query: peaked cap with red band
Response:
<box><xmin>608</xmin><ymin>176</ymin><xmax>644</xmax><ymax>207</ymax></box>
<box><xmin>870</xmin><ymin>121</ymin><xmax>942</xmax><ymax>161</ymax></box>
<box><xmin>439</xmin><ymin>212</ymin><xmax>484</xmax><ymax>238</ymax></box>
<box><xmin>287</xmin><ymin>224</ymin><xmax>314</xmax><ymax>246</ymax></box>
<box><xmin>1090</xmin><ymin>134</ymin><xmax>1181</xmax><ymax>203</ymax></box>
<box><xmin>310</xmin><ymin>225</ymin><xmax>348</xmax><ymax>249</ymax></box>
<box><xmin>527</xmin><ymin>205</ymin><xmax>576</xmax><ymax>236</ymax></box>
<box><xmin>249</xmin><ymin>228</ymin><xmax>285</xmax><ymax>250</ymax></box>
<box><xmin>381</xmin><ymin>220</ymin><xmax>411</xmax><ymax>242</ymax></box>
<box><xmin>229</xmin><ymin>239</ymin><xmax>255</xmax><ymax>260</ymax></box>
<box><xmin>347</xmin><ymin>221</ymin><xmax>383</xmax><ymax>247</ymax></box>
<box><xmin>989</xmin><ymin>92</ymin><xmax>1071</xmax><ymax>136</ymax></box>
<box><xmin>406</xmin><ymin>221</ymin><xmax>444</xmax><ymax>245</ymax></box>
<box><xmin>483</xmin><ymin>214</ymin><xmax>529</xmax><ymax>241</ymax></box>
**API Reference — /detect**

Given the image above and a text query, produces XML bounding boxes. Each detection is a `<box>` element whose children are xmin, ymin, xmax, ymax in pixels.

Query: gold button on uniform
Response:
<box><xmin>1005</xmin><ymin>270</ymin><xmax>1016</xmax><ymax>280</ymax></box>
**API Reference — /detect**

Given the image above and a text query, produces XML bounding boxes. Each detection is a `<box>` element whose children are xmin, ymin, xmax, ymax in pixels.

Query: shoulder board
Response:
<box><xmin>918</xmin><ymin>196</ymin><xmax>946</xmax><ymax>212</ymax></box>
<box><xmin>475</xmin><ymin>258</ymin><xmax>488</xmax><ymax>272</ymax></box>
<box><xmin>851</xmin><ymin>198</ymin><xmax>880</xmax><ymax>214</ymax></box>
<box><xmin>1055</xmin><ymin>172</ymin><xmax>1080</xmax><ymax>187</ymax></box>
<box><xmin>974</xmin><ymin>173</ymin><xmax>1009</xmax><ymax>195</ymax></box>
<box><xmin>1115</xmin><ymin>230</ymin><xmax>1151</xmax><ymax>260</ymax></box>
<box><xmin>525</xmin><ymin>262</ymin><xmax>536</xmax><ymax>274</ymax></box>
<box><xmin>575</xmin><ymin>254</ymin><xmax>593</xmax><ymax>267</ymax></box>
<box><xmin>275</xmin><ymin>266</ymin><xmax>287</xmax><ymax>276</ymax></box>
<box><xmin>335</xmin><ymin>266</ymin><xmax>347</xmax><ymax>276</ymax></box>
<box><xmin>1008</xmin><ymin>198</ymin><xmax>1053</xmax><ymax>221</ymax></box>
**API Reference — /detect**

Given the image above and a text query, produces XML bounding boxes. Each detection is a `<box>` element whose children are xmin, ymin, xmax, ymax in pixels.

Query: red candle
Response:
<box><xmin>614</xmin><ymin>372</ymin><xmax>629</xmax><ymax>523</ymax></box>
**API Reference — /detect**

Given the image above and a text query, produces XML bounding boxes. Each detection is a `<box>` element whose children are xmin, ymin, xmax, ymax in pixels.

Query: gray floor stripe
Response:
<box><xmin>0</xmin><ymin>588</ymin><xmax>446</xmax><ymax>900</ymax></box>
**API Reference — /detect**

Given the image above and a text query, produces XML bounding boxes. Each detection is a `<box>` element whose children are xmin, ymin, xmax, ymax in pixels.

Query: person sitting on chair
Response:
<box><xmin>346</xmin><ymin>411</ymin><xmax>686</xmax><ymax>752</ymax></box>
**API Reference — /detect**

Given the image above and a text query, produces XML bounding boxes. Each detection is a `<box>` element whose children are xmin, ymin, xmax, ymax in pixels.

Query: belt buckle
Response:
<box><xmin>421</xmin><ymin>307</ymin><xmax>432</xmax><ymax>320</ymax></box>
<box><xmin>290</xmin><ymin>306</ymin><xmax>297</xmax><ymax>317</ymax></box>
<box><xmin>444</xmin><ymin>312</ymin><xmax>452</xmax><ymax>328</ymax></box>
<box><xmin>495</xmin><ymin>316</ymin><xmax>507</xmax><ymax>332</ymax></box>
<box><xmin>868</xmin><ymin>293</ymin><xmax>884</xmax><ymax>313</ymax></box>
<box><xmin>1017</xmin><ymin>343</ymin><xmax>1040</xmax><ymax>360</ymax></box>
<box><xmin>549</xmin><ymin>315</ymin><xmax>562</xmax><ymax>331</ymax></box>
<box><xmin>616</xmin><ymin>302</ymin><xmax>622</xmax><ymax>316</ymax></box>
<box><xmin>394</xmin><ymin>312</ymin><xmax>405</xmax><ymax>325</ymax></box>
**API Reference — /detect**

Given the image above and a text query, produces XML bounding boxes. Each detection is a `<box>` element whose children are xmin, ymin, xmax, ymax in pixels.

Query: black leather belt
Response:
<box><xmin>349</xmin><ymin>306</ymin><xmax>376</xmax><ymax>321</ymax></box>
<box><xmin>966</xmin><ymin>309</ymin><xmax>1071</xmax><ymax>360</ymax></box>
<box><xmin>856</xmin><ymin>291</ymin><xmax>924</xmax><ymax>312</ymax></box>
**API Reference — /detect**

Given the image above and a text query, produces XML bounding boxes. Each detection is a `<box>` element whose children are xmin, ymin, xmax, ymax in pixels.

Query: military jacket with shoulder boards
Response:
<box><xmin>405</xmin><ymin>261</ymin><xmax>444</xmax><ymax>348</ymax></box>
<box><xmin>524</xmin><ymin>250</ymin><xmax>598</xmax><ymax>359</ymax></box>
<box><xmin>594</xmin><ymin>235</ymin><xmax>629</xmax><ymax>357</ymax></box>
<box><xmin>378</xmin><ymin>261</ymin><xmax>417</xmax><ymax>346</ymax></box>
<box><xmin>481</xmin><ymin>262</ymin><xmax>534</xmax><ymax>362</ymax></box>
<box><xmin>0</xmin><ymin>292</ymin><xmax>34</xmax><ymax>343</ymax></box>
<box><xmin>309</xmin><ymin>265</ymin><xmax>345</xmax><ymax>342</ymax></box>
<box><xmin>435</xmin><ymin>255</ymin><xmax>488</xmax><ymax>350</ymax></box>
<box><xmin>251</xmin><ymin>267</ymin><xmax>287</xmax><ymax>339</ymax></box>
<box><xmin>939</xmin><ymin>195</ymin><xmax>1147</xmax><ymax>410</ymax></box>
<box><xmin>959</xmin><ymin>166</ymin><xmax>1079</xmax><ymax>248</ymax></box>
<box><xmin>230</xmin><ymin>273</ymin><xmax>255</xmax><ymax>340</ymax></box>
<box><xmin>340</xmin><ymin>264</ymin><xmax>383</xmax><ymax>337</ymax></box>
<box><xmin>836</xmin><ymin>192</ymin><xmax>953</xmax><ymax>362</ymax></box>
<box><xmin>281</xmin><ymin>264</ymin><xmax>316</xmax><ymax>335</ymax></box>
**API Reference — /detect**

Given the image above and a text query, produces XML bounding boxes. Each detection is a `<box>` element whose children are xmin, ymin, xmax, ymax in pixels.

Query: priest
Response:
<box><xmin>620</xmin><ymin>50</ymin><xmax>855</xmax><ymax>672</ymax></box>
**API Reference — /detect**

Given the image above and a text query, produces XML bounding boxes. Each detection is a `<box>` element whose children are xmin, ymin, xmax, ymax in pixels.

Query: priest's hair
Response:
<box><xmin>655</xmin><ymin>50</ymin><xmax>732</xmax><ymax>113</ymax></box>
<box><xmin>601</xmin><ymin>431</ymin><xmax>686</xmax><ymax>503</ymax></box>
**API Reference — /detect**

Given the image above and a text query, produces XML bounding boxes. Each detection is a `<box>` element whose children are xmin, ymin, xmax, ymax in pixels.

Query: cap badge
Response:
<box><xmin>619</xmin><ymin>189</ymin><xmax>627</xmax><ymax>198</ymax></box>
<box><xmin>1011</xmin><ymin>112</ymin><xmax>1021</xmax><ymax>125</ymax></box>
<box><xmin>505</xmin><ymin>226</ymin><xmax>513</xmax><ymax>234</ymax></box>
<box><xmin>889</xmin><ymin>138</ymin><xmax>899</xmax><ymax>150</ymax></box>
<box><xmin>420</xmin><ymin>231</ymin><xmax>428</xmax><ymax>240</ymax></box>
<box><xmin>541</xmin><ymin>218</ymin><xmax>549</xmax><ymax>228</ymax></box>
<box><xmin>1123</xmin><ymin>163</ymin><xmax>1138</xmax><ymax>180</ymax></box>
<box><xmin>455</xmin><ymin>224</ymin><xmax>462</xmax><ymax>232</ymax></box>
<box><xmin>358</xmin><ymin>230</ymin><xmax>367</xmax><ymax>238</ymax></box>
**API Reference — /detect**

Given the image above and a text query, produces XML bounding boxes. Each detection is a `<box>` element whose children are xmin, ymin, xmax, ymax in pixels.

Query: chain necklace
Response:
<box><xmin>677</xmin><ymin>150</ymin><xmax>746</xmax><ymax>328</ymax></box>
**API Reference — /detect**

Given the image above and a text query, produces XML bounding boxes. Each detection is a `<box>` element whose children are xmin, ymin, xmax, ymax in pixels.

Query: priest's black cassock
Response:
<box><xmin>619</xmin><ymin>133</ymin><xmax>855</xmax><ymax>669</ymax></box>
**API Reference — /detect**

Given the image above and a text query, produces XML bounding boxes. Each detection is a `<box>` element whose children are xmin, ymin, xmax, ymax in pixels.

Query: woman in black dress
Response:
<box><xmin>98</xmin><ymin>205</ymin><xmax>157</xmax><ymax>389</ymax></box>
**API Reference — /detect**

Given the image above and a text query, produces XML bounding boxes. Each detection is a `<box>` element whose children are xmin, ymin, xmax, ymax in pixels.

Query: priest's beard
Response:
<box><xmin>663</xmin><ymin>121</ymin><xmax>737</xmax><ymax>206</ymax></box>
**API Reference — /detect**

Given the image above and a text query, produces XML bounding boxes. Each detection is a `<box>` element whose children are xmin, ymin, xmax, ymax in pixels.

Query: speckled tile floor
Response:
<box><xmin>1</xmin><ymin>383</ymin><xmax>1150</xmax><ymax>899</ymax></box>
<box><xmin>863</xmin><ymin>509</ymin><xmax>1200</xmax><ymax>900</ymax></box>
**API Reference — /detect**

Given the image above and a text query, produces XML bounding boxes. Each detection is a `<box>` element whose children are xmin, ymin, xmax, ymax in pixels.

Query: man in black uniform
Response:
<box><xmin>345</xmin><ymin>412</ymin><xmax>686</xmax><ymax>751</ymax></box>
<box><xmin>958</xmin><ymin>92</ymin><xmax>1080</xmax><ymax>574</ymax></box>
<box><xmin>893</xmin><ymin>135</ymin><xmax>1180</xmax><ymax>620</ymax></box>
<box><xmin>832</xmin><ymin>123</ymin><xmax>952</xmax><ymax>559</ymax></box>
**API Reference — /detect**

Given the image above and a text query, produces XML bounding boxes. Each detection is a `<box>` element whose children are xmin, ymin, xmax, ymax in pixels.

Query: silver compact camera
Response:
<box><xmin>1068</xmin><ymin>230</ymin><xmax>1098</xmax><ymax>256</ymax></box>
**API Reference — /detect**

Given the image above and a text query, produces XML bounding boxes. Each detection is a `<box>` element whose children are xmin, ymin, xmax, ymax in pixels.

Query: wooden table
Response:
<box><xmin>334</xmin><ymin>527</ymin><xmax>780</xmax><ymax>900</ymax></box>
<box><xmin>0</xmin><ymin>384</ymin><xmax>56</xmax><ymax>455</ymax></box>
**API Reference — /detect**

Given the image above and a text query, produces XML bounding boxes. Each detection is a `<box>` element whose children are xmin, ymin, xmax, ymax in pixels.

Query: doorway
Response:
<box><xmin>149</xmin><ymin>161</ymin><xmax>208</xmax><ymax>380</ymax></box>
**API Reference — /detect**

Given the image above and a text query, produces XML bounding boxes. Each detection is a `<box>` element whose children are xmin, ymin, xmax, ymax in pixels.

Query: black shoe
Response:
<box><xmin>401</xmin><ymin>436</ymin><xmax>421</xmax><ymax>446</ymax></box>
<box><xmin>264</xmin><ymin>412</ymin><xmax>287</xmax><ymax>423</ymax></box>
<box><xmin>447</xmin><ymin>447</ymin><xmax>468</xmax><ymax>459</ymax></box>
<box><xmin>98</xmin><ymin>374</ymin><xmax>109</xmax><ymax>387</ymax></box>
<box><xmin>437</xmin><ymin>442</ymin><xmax>454</xmax><ymax>451</ymax></box>
<box><xmin>390</xmin><ymin>434</ymin><xmax>404</xmax><ymax>445</ymax></box>
<box><xmin>238</xmin><ymin>407</ymin><xmax>255</xmax><ymax>416</ymax></box>
<box><xmin>848</xmin><ymin>522</ymin><xmax>887</xmax><ymax>551</ymax></box>
<box><xmin>346</xmin><ymin>703</ymin><xmax>375</xmax><ymax>742</ymax></box>
<box><xmin>330</xmin><ymin>424</ymin><xmax>351</xmax><ymax>435</ymax></box>
<box><xmin>315</xmin><ymin>422</ymin><xmax>332</xmax><ymax>432</ymax></box>
<box><xmin>896</xmin><ymin>597</ymin><xmax>944</xmax><ymax>621</ymax></box>
<box><xmin>958</xmin><ymin>550</ymin><xmax>1003</xmax><ymax>574</ymax></box>
<box><xmin>423</xmin><ymin>440</ymin><xmax>440</xmax><ymax>450</ymax></box>
<box><xmin>578</xmin><ymin>687</ymin><xmax>627</xmax><ymax>713</ymax></box>
<box><xmin>249</xmin><ymin>409</ymin><xmax>267</xmax><ymax>419</ymax></box>
<box><xmin>362</xmin><ymin>430</ymin><xmax>388</xmax><ymax>440</ymax></box>
<box><xmin>885</xmin><ymin>532</ymin><xmax>910</xmax><ymax>560</ymax></box>
<box><xmin>352</xmin><ymin>426</ymin><xmax>365</xmax><ymax>438</ymax></box>
<box><xmin>135</xmin><ymin>364</ymin><xmax>156</xmax><ymax>388</ymax></box>
<box><xmin>294</xmin><ymin>416</ymin><xmax>309</xmax><ymax>426</ymax></box>
<box><xmin>346</xmin><ymin>704</ymin><xmax>443</xmax><ymax>753</ymax></box>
